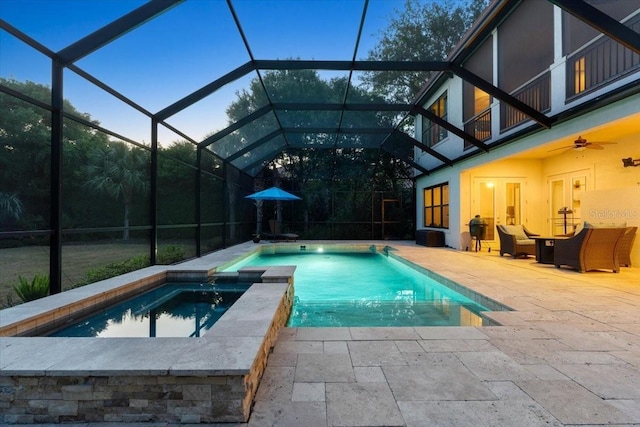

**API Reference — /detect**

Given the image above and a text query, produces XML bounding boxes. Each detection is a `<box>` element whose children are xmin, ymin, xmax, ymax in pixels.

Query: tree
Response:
<box><xmin>0</xmin><ymin>78</ymin><xmax>113</xmax><ymax>232</ymax></box>
<box><xmin>225</xmin><ymin>69</ymin><xmax>413</xmax><ymax>237</ymax></box>
<box><xmin>86</xmin><ymin>142</ymin><xmax>150</xmax><ymax>240</ymax></box>
<box><xmin>157</xmin><ymin>141</ymin><xmax>197</xmax><ymax>226</ymax></box>
<box><xmin>0</xmin><ymin>192</ymin><xmax>24</xmax><ymax>229</ymax></box>
<box><xmin>223</xmin><ymin>0</ymin><xmax>489</xmax><ymax>237</ymax></box>
<box><xmin>362</xmin><ymin>0</ymin><xmax>489</xmax><ymax>104</ymax></box>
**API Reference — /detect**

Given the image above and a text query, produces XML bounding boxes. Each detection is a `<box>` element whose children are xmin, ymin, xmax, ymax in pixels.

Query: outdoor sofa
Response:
<box><xmin>617</xmin><ymin>226</ymin><xmax>637</xmax><ymax>267</ymax></box>
<box><xmin>554</xmin><ymin>223</ymin><xmax>627</xmax><ymax>273</ymax></box>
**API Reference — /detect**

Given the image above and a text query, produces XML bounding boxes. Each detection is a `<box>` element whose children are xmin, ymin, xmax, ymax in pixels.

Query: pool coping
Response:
<box><xmin>0</xmin><ymin>242</ymin><xmax>258</xmax><ymax>336</ymax></box>
<box><xmin>0</xmin><ymin>281</ymin><xmax>292</xmax><ymax>375</ymax></box>
<box><xmin>0</xmin><ymin>241</ymin><xmax>298</xmax><ymax>423</ymax></box>
<box><xmin>0</xmin><ymin>240</ymin><xmax>506</xmax><ymax>370</ymax></box>
<box><xmin>0</xmin><ymin>242</ymin><xmax>296</xmax><ymax>364</ymax></box>
<box><xmin>386</xmin><ymin>251</ymin><xmax>512</xmax><ymax>315</ymax></box>
<box><xmin>0</xmin><ymin>241</ymin><xmax>505</xmax><ymax>423</ymax></box>
<box><xmin>1</xmin><ymin>240</ymin><xmax>506</xmax><ymax>334</ymax></box>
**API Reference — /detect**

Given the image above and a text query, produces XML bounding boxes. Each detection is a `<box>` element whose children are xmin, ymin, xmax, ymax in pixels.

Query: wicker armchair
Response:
<box><xmin>496</xmin><ymin>224</ymin><xmax>539</xmax><ymax>258</ymax></box>
<box><xmin>617</xmin><ymin>226</ymin><xmax>637</xmax><ymax>267</ymax></box>
<box><xmin>554</xmin><ymin>227</ymin><xmax>626</xmax><ymax>273</ymax></box>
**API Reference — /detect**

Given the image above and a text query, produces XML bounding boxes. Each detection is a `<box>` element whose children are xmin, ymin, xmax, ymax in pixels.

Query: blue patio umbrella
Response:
<box><xmin>245</xmin><ymin>186</ymin><xmax>301</xmax><ymax>201</ymax></box>
<box><xmin>245</xmin><ymin>187</ymin><xmax>301</xmax><ymax>235</ymax></box>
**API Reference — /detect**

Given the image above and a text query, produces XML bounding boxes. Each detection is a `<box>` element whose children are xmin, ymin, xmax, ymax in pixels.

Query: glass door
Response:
<box><xmin>505</xmin><ymin>182</ymin><xmax>521</xmax><ymax>225</ymax></box>
<box><xmin>473</xmin><ymin>178</ymin><xmax>524</xmax><ymax>243</ymax></box>
<box><xmin>550</xmin><ymin>178</ymin><xmax>567</xmax><ymax>235</ymax></box>
<box><xmin>547</xmin><ymin>170</ymin><xmax>591</xmax><ymax>235</ymax></box>
<box><xmin>473</xmin><ymin>179</ymin><xmax>495</xmax><ymax>241</ymax></box>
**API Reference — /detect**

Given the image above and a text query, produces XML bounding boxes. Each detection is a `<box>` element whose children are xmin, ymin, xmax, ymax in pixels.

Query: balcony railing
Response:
<box><xmin>463</xmin><ymin>109</ymin><xmax>491</xmax><ymax>149</ymax></box>
<box><xmin>501</xmin><ymin>71</ymin><xmax>551</xmax><ymax>131</ymax></box>
<box><xmin>566</xmin><ymin>14</ymin><xmax>640</xmax><ymax>100</ymax></box>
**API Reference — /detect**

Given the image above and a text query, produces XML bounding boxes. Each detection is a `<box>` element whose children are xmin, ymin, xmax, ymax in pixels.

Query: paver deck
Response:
<box><xmin>13</xmin><ymin>241</ymin><xmax>640</xmax><ymax>426</ymax></box>
<box><xmin>246</xmin><ymin>242</ymin><xmax>640</xmax><ymax>427</ymax></box>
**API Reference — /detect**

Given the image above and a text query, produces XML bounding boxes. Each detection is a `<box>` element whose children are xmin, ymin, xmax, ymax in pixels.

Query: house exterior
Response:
<box><xmin>414</xmin><ymin>0</ymin><xmax>640</xmax><ymax>265</ymax></box>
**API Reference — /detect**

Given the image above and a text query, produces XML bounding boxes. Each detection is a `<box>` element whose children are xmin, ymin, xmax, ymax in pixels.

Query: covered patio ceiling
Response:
<box><xmin>1</xmin><ymin>0</ymin><xmax>639</xmax><ymax>177</ymax></box>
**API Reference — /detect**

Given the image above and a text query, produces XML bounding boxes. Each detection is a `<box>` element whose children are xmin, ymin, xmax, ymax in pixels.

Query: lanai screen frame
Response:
<box><xmin>1</xmin><ymin>0</ymin><xmax>639</xmax><ymax>294</ymax></box>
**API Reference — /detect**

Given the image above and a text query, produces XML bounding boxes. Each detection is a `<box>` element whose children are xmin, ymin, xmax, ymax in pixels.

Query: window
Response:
<box><xmin>474</xmin><ymin>87</ymin><xmax>491</xmax><ymax>114</ymax></box>
<box><xmin>422</xmin><ymin>92</ymin><xmax>447</xmax><ymax>147</ymax></box>
<box><xmin>574</xmin><ymin>56</ymin><xmax>586</xmax><ymax>94</ymax></box>
<box><xmin>424</xmin><ymin>183</ymin><xmax>449</xmax><ymax>228</ymax></box>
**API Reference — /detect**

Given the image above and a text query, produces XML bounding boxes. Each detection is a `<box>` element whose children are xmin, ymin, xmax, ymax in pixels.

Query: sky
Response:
<box><xmin>0</xmin><ymin>0</ymin><xmax>406</xmax><ymax>146</ymax></box>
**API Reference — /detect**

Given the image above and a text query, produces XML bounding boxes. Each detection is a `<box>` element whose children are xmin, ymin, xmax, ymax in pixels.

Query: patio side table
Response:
<box><xmin>534</xmin><ymin>236</ymin><xmax>567</xmax><ymax>264</ymax></box>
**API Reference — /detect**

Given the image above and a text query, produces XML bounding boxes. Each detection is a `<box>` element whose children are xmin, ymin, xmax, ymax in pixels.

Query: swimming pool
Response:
<box><xmin>49</xmin><ymin>282</ymin><xmax>251</xmax><ymax>337</ymax></box>
<box><xmin>225</xmin><ymin>250</ymin><xmax>490</xmax><ymax>327</ymax></box>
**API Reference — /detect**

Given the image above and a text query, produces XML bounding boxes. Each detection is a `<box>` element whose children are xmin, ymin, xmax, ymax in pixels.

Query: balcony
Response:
<box><xmin>501</xmin><ymin>71</ymin><xmax>551</xmax><ymax>131</ymax></box>
<box><xmin>566</xmin><ymin>14</ymin><xmax>640</xmax><ymax>100</ymax></box>
<box><xmin>464</xmin><ymin>108</ymin><xmax>491</xmax><ymax>149</ymax></box>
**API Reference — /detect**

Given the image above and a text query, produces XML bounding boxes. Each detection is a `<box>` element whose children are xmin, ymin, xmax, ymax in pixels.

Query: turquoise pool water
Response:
<box><xmin>225</xmin><ymin>251</ymin><xmax>488</xmax><ymax>327</ymax></box>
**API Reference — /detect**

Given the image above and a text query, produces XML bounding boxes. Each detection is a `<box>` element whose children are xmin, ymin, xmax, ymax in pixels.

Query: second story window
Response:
<box><xmin>422</xmin><ymin>92</ymin><xmax>448</xmax><ymax>147</ymax></box>
<box><xmin>574</xmin><ymin>56</ymin><xmax>586</xmax><ymax>94</ymax></box>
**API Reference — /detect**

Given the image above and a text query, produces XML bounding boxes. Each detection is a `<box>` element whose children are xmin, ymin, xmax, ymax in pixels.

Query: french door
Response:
<box><xmin>548</xmin><ymin>170</ymin><xmax>589</xmax><ymax>235</ymax></box>
<box><xmin>472</xmin><ymin>178</ymin><xmax>524</xmax><ymax>243</ymax></box>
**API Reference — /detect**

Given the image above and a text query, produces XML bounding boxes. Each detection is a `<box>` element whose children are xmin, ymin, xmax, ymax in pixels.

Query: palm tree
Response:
<box><xmin>87</xmin><ymin>142</ymin><xmax>149</xmax><ymax>240</ymax></box>
<box><xmin>0</xmin><ymin>192</ymin><xmax>24</xmax><ymax>220</ymax></box>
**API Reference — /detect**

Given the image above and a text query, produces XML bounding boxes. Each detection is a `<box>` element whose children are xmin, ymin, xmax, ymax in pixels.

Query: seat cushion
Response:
<box><xmin>502</xmin><ymin>224</ymin><xmax>527</xmax><ymax>241</ymax></box>
<box><xmin>517</xmin><ymin>239</ymin><xmax>535</xmax><ymax>245</ymax></box>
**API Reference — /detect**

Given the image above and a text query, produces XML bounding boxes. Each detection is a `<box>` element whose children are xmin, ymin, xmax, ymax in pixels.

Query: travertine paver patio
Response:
<box><xmin>11</xmin><ymin>241</ymin><xmax>640</xmax><ymax>426</ymax></box>
<box><xmin>246</xmin><ymin>242</ymin><xmax>640</xmax><ymax>427</ymax></box>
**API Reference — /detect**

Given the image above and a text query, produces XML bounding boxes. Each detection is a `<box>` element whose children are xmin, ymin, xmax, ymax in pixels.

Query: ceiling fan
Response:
<box><xmin>549</xmin><ymin>136</ymin><xmax>617</xmax><ymax>152</ymax></box>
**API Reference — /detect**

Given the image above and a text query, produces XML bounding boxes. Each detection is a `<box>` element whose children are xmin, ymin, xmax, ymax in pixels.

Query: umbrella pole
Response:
<box><xmin>256</xmin><ymin>200</ymin><xmax>263</xmax><ymax>235</ymax></box>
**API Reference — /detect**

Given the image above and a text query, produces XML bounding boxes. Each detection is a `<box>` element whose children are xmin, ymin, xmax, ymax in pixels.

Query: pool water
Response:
<box><xmin>49</xmin><ymin>283</ymin><xmax>250</xmax><ymax>338</ymax></box>
<box><xmin>226</xmin><ymin>251</ymin><xmax>489</xmax><ymax>327</ymax></box>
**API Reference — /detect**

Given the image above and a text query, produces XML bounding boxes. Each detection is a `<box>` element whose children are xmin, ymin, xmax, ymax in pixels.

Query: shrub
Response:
<box><xmin>157</xmin><ymin>245</ymin><xmax>185</xmax><ymax>265</ymax></box>
<box><xmin>85</xmin><ymin>254</ymin><xmax>150</xmax><ymax>284</ymax></box>
<box><xmin>13</xmin><ymin>274</ymin><xmax>49</xmax><ymax>303</ymax></box>
<box><xmin>75</xmin><ymin>247</ymin><xmax>184</xmax><ymax>288</ymax></box>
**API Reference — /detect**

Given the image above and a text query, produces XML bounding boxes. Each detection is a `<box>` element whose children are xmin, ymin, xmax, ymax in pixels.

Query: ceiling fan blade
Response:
<box><xmin>548</xmin><ymin>145</ymin><xmax>573</xmax><ymax>152</ymax></box>
<box><xmin>588</xmin><ymin>141</ymin><xmax>617</xmax><ymax>145</ymax></box>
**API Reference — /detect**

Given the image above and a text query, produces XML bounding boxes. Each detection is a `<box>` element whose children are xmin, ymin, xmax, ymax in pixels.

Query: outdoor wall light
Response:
<box><xmin>622</xmin><ymin>157</ymin><xmax>640</xmax><ymax>167</ymax></box>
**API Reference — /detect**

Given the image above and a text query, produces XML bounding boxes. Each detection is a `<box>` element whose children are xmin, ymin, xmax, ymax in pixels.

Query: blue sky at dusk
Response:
<box><xmin>0</xmin><ymin>0</ymin><xmax>406</xmax><ymax>145</ymax></box>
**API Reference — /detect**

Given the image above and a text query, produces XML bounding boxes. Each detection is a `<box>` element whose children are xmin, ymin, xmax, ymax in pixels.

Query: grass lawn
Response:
<box><xmin>0</xmin><ymin>243</ymin><xmax>149</xmax><ymax>308</ymax></box>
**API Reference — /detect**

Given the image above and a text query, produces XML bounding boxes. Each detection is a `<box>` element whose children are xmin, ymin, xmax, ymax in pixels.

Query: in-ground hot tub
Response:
<box><xmin>0</xmin><ymin>242</ymin><xmax>294</xmax><ymax>424</ymax></box>
<box><xmin>47</xmin><ymin>281</ymin><xmax>252</xmax><ymax>338</ymax></box>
